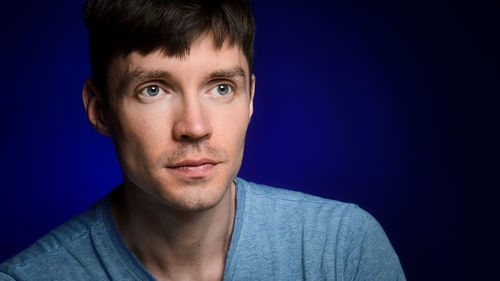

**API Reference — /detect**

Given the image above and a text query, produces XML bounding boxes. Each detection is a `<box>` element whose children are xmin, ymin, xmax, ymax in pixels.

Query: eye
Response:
<box><xmin>139</xmin><ymin>85</ymin><xmax>165</xmax><ymax>97</ymax></box>
<box><xmin>210</xmin><ymin>84</ymin><xmax>232</xmax><ymax>96</ymax></box>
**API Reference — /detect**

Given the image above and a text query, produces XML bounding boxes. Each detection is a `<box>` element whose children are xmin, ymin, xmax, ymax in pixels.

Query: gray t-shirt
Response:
<box><xmin>0</xmin><ymin>178</ymin><xmax>406</xmax><ymax>280</ymax></box>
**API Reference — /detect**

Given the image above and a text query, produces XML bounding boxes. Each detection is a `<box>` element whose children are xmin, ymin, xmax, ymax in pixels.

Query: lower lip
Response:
<box><xmin>168</xmin><ymin>163</ymin><xmax>216</xmax><ymax>178</ymax></box>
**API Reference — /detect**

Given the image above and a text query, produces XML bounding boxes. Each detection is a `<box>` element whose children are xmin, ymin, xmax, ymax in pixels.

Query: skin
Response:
<box><xmin>82</xmin><ymin>34</ymin><xmax>255</xmax><ymax>281</ymax></box>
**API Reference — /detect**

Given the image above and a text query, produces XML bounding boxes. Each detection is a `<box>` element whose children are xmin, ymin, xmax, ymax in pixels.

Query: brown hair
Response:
<box><xmin>83</xmin><ymin>0</ymin><xmax>255</xmax><ymax>96</ymax></box>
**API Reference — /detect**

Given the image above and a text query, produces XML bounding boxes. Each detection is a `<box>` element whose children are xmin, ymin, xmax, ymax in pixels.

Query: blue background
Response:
<box><xmin>1</xmin><ymin>0</ymin><xmax>498</xmax><ymax>280</ymax></box>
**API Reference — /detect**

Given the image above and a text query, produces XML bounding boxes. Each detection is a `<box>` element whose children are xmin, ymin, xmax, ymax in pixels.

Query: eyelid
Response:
<box><xmin>137</xmin><ymin>83</ymin><xmax>169</xmax><ymax>101</ymax></box>
<box><xmin>206</xmin><ymin>82</ymin><xmax>234</xmax><ymax>98</ymax></box>
<box><xmin>209</xmin><ymin>79</ymin><xmax>237</xmax><ymax>90</ymax></box>
<box><xmin>137</xmin><ymin>82</ymin><xmax>169</xmax><ymax>94</ymax></box>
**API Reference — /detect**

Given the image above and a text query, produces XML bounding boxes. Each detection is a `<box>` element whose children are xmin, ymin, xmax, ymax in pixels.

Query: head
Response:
<box><xmin>82</xmin><ymin>0</ymin><xmax>256</xmax><ymax>212</ymax></box>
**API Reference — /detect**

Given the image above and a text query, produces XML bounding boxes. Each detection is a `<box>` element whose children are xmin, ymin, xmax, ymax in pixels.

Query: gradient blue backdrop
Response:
<box><xmin>1</xmin><ymin>1</ymin><xmax>498</xmax><ymax>280</ymax></box>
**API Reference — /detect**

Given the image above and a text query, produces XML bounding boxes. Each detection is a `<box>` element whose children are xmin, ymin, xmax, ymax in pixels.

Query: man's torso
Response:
<box><xmin>0</xmin><ymin>178</ymin><xmax>405</xmax><ymax>280</ymax></box>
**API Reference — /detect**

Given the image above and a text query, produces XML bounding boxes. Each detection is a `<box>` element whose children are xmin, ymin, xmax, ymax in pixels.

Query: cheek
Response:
<box><xmin>113</xmin><ymin>102</ymin><xmax>172</xmax><ymax>169</ymax></box>
<box><xmin>211</xmin><ymin>102</ymin><xmax>250</xmax><ymax>155</ymax></box>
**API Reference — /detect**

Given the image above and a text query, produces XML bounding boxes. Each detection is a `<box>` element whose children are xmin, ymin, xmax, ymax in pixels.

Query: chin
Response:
<box><xmin>152</xmin><ymin>176</ymin><xmax>233</xmax><ymax>212</ymax></box>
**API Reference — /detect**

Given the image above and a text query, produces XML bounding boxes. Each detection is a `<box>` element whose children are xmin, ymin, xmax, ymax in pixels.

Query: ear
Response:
<box><xmin>82</xmin><ymin>79</ymin><xmax>111</xmax><ymax>137</ymax></box>
<box><xmin>249</xmin><ymin>74</ymin><xmax>255</xmax><ymax>119</ymax></box>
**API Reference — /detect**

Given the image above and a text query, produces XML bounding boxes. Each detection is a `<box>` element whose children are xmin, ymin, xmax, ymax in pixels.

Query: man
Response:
<box><xmin>0</xmin><ymin>0</ymin><xmax>405</xmax><ymax>280</ymax></box>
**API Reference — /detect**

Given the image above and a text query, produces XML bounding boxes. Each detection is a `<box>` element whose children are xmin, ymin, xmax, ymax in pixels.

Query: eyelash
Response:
<box><xmin>138</xmin><ymin>84</ymin><xmax>167</xmax><ymax>99</ymax></box>
<box><xmin>210</xmin><ymin>82</ymin><xmax>235</xmax><ymax>96</ymax></box>
<box><xmin>136</xmin><ymin>81</ymin><xmax>237</xmax><ymax>99</ymax></box>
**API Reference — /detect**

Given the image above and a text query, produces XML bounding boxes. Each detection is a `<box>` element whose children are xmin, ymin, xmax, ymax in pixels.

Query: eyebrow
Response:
<box><xmin>117</xmin><ymin>66</ymin><xmax>248</xmax><ymax>94</ymax></box>
<box><xmin>208</xmin><ymin>66</ymin><xmax>247</xmax><ymax>81</ymax></box>
<box><xmin>117</xmin><ymin>70</ymin><xmax>173</xmax><ymax>94</ymax></box>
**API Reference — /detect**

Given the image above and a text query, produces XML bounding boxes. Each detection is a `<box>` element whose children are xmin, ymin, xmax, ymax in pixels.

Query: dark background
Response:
<box><xmin>1</xmin><ymin>0</ymin><xmax>498</xmax><ymax>280</ymax></box>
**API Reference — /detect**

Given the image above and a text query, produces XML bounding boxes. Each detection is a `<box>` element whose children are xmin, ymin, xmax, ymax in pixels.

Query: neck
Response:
<box><xmin>112</xmin><ymin>181</ymin><xmax>236</xmax><ymax>281</ymax></box>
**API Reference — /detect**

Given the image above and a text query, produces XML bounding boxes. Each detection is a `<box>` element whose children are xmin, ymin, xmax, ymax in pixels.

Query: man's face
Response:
<box><xmin>104</xmin><ymin>35</ymin><xmax>254</xmax><ymax>212</ymax></box>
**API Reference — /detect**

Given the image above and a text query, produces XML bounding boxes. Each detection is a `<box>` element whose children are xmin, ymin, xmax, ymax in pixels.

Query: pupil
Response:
<box><xmin>147</xmin><ymin>86</ymin><xmax>159</xmax><ymax>96</ymax></box>
<box><xmin>218</xmin><ymin>85</ymin><xmax>228</xmax><ymax>95</ymax></box>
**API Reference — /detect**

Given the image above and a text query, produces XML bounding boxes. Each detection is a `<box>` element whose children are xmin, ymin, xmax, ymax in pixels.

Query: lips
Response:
<box><xmin>168</xmin><ymin>158</ymin><xmax>217</xmax><ymax>168</ymax></box>
<box><xmin>166</xmin><ymin>158</ymin><xmax>218</xmax><ymax>178</ymax></box>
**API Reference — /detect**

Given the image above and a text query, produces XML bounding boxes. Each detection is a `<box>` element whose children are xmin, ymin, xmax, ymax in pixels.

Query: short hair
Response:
<box><xmin>83</xmin><ymin>0</ymin><xmax>255</xmax><ymax>97</ymax></box>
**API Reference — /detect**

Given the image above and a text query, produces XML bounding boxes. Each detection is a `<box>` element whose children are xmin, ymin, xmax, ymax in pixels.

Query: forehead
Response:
<box><xmin>108</xmin><ymin>34</ymin><xmax>249</xmax><ymax>88</ymax></box>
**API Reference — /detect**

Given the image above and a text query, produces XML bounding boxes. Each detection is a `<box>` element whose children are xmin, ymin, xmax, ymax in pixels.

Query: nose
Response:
<box><xmin>172</xmin><ymin>94</ymin><xmax>212</xmax><ymax>142</ymax></box>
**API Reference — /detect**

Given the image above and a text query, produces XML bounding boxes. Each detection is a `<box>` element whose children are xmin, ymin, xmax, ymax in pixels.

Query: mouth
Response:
<box><xmin>166</xmin><ymin>158</ymin><xmax>219</xmax><ymax>178</ymax></box>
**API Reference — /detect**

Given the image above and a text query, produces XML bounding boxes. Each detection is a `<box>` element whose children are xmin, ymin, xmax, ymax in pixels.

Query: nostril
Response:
<box><xmin>180</xmin><ymin>130</ymin><xmax>210</xmax><ymax>141</ymax></box>
<box><xmin>172</xmin><ymin>98</ymin><xmax>212</xmax><ymax>141</ymax></box>
<box><xmin>173</xmin><ymin>117</ymin><xmax>212</xmax><ymax>141</ymax></box>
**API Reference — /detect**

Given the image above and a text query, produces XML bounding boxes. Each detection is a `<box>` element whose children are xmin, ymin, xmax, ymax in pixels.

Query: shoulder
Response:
<box><xmin>236</xmin><ymin>177</ymin><xmax>364</xmax><ymax>223</ymax></box>
<box><xmin>233</xmin><ymin>178</ymin><xmax>406</xmax><ymax>280</ymax></box>
<box><xmin>0</xmin><ymin>198</ymin><xmax>106</xmax><ymax>279</ymax></box>
<box><xmin>235</xmin><ymin>177</ymin><xmax>383</xmax><ymax>244</ymax></box>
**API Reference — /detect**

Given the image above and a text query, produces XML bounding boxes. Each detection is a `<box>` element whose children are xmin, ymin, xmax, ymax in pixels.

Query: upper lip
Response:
<box><xmin>167</xmin><ymin>158</ymin><xmax>218</xmax><ymax>168</ymax></box>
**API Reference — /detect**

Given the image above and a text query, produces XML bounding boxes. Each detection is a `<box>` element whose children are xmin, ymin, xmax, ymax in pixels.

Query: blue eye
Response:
<box><xmin>140</xmin><ymin>85</ymin><xmax>164</xmax><ymax>97</ymax></box>
<box><xmin>212</xmin><ymin>84</ymin><xmax>232</xmax><ymax>96</ymax></box>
